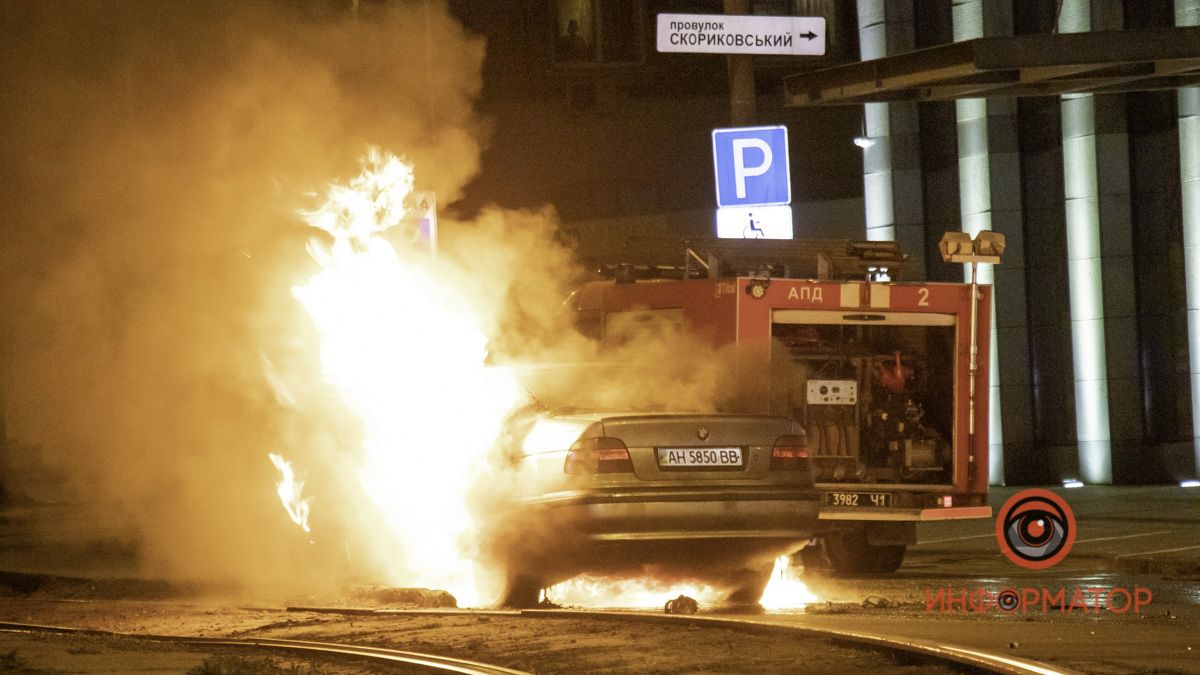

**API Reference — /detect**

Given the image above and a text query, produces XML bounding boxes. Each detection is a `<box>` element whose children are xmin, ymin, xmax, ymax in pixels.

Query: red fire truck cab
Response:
<box><xmin>566</xmin><ymin>238</ymin><xmax>993</xmax><ymax>574</ymax></box>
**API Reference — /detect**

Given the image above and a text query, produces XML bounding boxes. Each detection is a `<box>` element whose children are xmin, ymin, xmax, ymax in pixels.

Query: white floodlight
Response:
<box><xmin>939</xmin><ymin>231</ymin><xmax>1005</xmax><ymax>265</ymax></box>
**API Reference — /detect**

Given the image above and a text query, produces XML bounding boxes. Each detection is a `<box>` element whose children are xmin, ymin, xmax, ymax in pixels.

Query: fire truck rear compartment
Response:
<box><xmin>770</xmin><ymin>311</ymin><xmax>956</xmax><ymax>486</ymax></box>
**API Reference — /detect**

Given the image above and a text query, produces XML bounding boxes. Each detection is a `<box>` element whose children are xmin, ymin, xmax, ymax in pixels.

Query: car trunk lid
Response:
<box><xmin>598</xmin><ymin>414</ymin><xmax>797</xmax><ymax>482</ymax></box>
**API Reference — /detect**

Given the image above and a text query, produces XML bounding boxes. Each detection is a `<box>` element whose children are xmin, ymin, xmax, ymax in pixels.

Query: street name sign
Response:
<box><xmin>657</xmin><ymin>13</ymin><xmax>826</xmax><ymax>56</ymax></box>
<box><xmin>712</xmin><ymin>125</ymin><xmax>791</xmax><ymax>208</ymax></box>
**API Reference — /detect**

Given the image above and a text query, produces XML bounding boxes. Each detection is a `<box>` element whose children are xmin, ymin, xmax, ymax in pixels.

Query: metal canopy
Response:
<box><xmin>783</xmin><ymin>26</ymin><xmax>1200</xmax><ymax>106</ymax></box>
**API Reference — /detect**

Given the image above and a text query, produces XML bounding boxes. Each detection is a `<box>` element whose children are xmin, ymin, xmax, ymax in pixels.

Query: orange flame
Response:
<box><xmin>289</xmin><ymin>148</ymin><xmax>522</xmax><ymax>605</ymax></box>
<box><xmin>549</xmin><ymin>556</ymin><xmax>816</xmax><ymax>611</ymax></box>
<box><xmin>759</xmin><ymin>555</ymin><xmax>817</xmax><ymax>610</ymax></box>
<box><xmin>267</xmin><ymin>453</ymin><xmax>311</xmax><ymax>534</ymax></box>
<box><xmin>549</xmin><ymin>576</ymin><xmax>723</xmax><ymax>609</ymax></box>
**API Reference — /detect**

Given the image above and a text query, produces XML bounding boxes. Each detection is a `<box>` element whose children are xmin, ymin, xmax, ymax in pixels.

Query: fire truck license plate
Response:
<box><xmin>657</xmin><ymin>447</ymin><xmax>743</xmax><ymax>468</ymax></box>
<box><xmin>823</xmin><ymin>492</ymin><xmax>891</xmax><ymax>508</ymax></box>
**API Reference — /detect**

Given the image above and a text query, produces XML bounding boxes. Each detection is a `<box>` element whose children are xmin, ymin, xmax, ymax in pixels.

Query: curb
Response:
<box><xmin>1110</xmin><ymin>553</ymin><xmax>1200</xmax><ymax>578</ymax></box>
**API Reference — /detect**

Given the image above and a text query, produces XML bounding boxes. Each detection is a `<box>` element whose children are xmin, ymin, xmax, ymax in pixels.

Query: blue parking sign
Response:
<box><xmin>712</xmin><ymin>125</ymin><xmax>791</xmax><ymax>208</ymax></box>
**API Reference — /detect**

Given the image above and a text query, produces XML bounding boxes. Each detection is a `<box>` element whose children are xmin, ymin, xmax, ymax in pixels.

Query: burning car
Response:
<box><xmin>487</xmin><ymin>383</ymin><xmax>820</xmax><ymax>608</ymax></box>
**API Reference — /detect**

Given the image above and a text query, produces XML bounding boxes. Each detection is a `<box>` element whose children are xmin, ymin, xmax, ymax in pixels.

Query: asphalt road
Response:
<box><xmin>756</xmin><ymin>484</ymin><xmax>1200</xmax><ymax>674</ymax></box>
<box><xmin>0</xmin><ymin>484</ymin><xmax>1196</xmax><ymax>673</ymax></box>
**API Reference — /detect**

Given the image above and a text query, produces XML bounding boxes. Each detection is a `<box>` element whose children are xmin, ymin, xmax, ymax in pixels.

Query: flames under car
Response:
<box><xmin>492</xmin><ymin>409</ymin><xmax>820</xmax><ymax>607</ymax></box>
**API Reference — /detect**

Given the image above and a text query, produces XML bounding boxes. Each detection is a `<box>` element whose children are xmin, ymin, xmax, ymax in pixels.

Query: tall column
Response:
<box><xmin>1020</xmin><ymin>96</ymin><xmax>1078</xmax><ymax>481</ymax></box>
<box><xmin>857</xmin><ymin>0</ymin><xmax>926</xmax><ymax>275</ymax></box>
<box><xmin>1060</xmin><ymin>88</ymin><xmax>1112</xmax><ymax>483</ymax></box>
<box><xmin>1129</xmin><ymin>90</ymin><xmax>1186</xmax><ymax>457</ymax></box>
<box><xmin>950</xmin><ymin>0</ymin><xmax>1033</xmax><ymax>485</ymax></box>
<box><xmin>1057</xmin><ymin>0</ymin><xmax>1140</xmax><ymax>484</ymax></box>
<box><xmin>1092</xmin><ymin>85</ymin><xmax>1141</xmax><ymax>476</ymax></box>
<box><xmin>1179</xmin><ymin>0</ymin><xmax>1200</xmax><ymax>478</ymax></box>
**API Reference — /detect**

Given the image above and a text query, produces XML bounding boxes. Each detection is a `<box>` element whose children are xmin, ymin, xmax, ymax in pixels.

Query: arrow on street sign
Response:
<box><xmin>657</xmin><ymin>13</ymin><xmax>826</xmax><ymax>56</ymax></box>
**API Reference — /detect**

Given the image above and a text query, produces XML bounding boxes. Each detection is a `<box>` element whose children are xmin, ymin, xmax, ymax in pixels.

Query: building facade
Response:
<box><xmin>452</xmin><ymin>0</ymin><xmax>1198</xmax><ymax>485</ymax></box>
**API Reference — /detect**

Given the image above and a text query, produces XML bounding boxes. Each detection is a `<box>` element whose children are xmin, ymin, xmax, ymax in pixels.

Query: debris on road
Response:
<box><xmin>861</xmin><ymin>596</ymin><xmax>897</xmax><ymax>609</ymax></box>
<box><xmin>354</xmin><ymin>586</ymin><xmax>457</xmax><ymax>608</ymax></box>
<box><xmin>664</xmin><ymin>595</ymin><xmax>699</xmax><ymax>615</ymax></box>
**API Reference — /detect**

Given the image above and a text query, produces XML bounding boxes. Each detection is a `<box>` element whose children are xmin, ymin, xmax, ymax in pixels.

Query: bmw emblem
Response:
<box><xmin>697</xmin><ymin>427</ymin><xmax>710</xmax><ymax>441</ymax></box>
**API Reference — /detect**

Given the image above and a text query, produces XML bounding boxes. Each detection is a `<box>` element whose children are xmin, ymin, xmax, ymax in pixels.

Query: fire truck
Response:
<box><xmin>564</xmin><ymin>237</ymin><xmax>993</xmax><ymax>574</ymax></box>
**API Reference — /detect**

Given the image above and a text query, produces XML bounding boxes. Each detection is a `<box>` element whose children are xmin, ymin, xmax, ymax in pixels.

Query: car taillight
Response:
<box><xmin>565</xmin><ymin>437</ymin><xmax>633</xmax><ymax>474</ymax></box>
<box><xmin>771</xmin><ymin>435</ymin><xmax>809</xmax><ymax>471</ymax></box>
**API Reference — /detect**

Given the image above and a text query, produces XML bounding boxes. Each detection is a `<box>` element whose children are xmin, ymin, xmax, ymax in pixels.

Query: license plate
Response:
<box><xmin>657</xmin><ymin>447</ymin><xmax>743</xmax><ymax>469</ymax></box>
<box><xmin>823</xmin><ymin>491</ymin><xmax>891</xmax><ymax>508</ymax></box>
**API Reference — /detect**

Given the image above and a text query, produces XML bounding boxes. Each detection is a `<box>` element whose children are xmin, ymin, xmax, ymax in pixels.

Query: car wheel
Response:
<box><xmin>824</xmin><ymin>530</ymin><xmax>906</xmax><ymax>575</ymax></box>
<box><xmin>794</xmin><ymin>542</ymin><xmax>827</xmax><ymax>571</ymax></box>
<box><xmin>496</xmin><ymin>573</ymin><xmax>544</xmax><ymax>608</ymax></box>
<box><xmin>719</xmin><ymin>563</ymin><xmax>775</xmax><ymax>610</ymax></box>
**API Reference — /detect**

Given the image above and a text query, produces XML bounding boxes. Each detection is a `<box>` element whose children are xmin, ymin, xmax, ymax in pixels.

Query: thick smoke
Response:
<box><xmin>0</xmin><ymin>0</ymin><xmax>488</xmax><ymax>593</ymax></box>
<box><xmin>0</xmin><ymin>0</ymin><xmax>732</xmax><ymax>600</ymax></box>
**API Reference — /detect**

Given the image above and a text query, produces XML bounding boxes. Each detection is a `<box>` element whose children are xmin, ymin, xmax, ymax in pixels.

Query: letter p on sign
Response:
<box><xmin>712</xmin><ymin>125</ymin><xmax>791</xmax><ymax>208</ymax></box>
<box><xmin>731</xmin><ymin>138</ymin><xmax>772</xmax><ymax>198</ymax></box>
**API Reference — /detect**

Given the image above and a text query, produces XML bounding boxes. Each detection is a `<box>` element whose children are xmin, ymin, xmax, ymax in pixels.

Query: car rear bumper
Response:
<box><xmin>527</xmin><ymin>488</ymin><xmax>821</xmax><ymax>542</ymax></box>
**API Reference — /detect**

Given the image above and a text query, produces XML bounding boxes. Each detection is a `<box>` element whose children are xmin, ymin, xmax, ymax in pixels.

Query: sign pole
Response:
<box><xmin>968</xmin><ymin>259</ymin><xmax>979</xmax><ymax>484</ymax></box>
<box><xmin>724</xmin><ymin>0</ymin><xmax>755</xmax><ymax>125</ymax></box>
